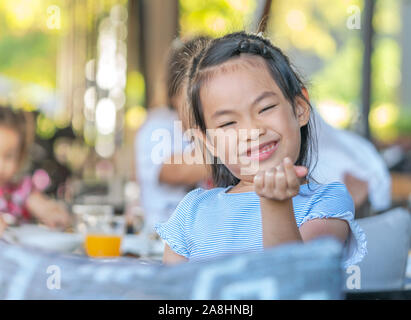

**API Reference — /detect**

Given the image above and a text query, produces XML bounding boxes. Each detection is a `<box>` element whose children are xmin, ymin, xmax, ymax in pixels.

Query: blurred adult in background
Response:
<box><xmin>310</xmin><ymin>108</ymin><xmax>392</xmax><ymax>217</ymax></box>
<box><xmin>135</xmin><ymin>36</ymin><xmax>211</xmax><ymax>231</ymax></box>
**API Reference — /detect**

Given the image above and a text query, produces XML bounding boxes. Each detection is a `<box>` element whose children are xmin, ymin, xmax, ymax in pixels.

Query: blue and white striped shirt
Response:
<box><xmin>155</xmin><ymin>182</ymin><xmax>367</xmax><ymax>268</ymax></box>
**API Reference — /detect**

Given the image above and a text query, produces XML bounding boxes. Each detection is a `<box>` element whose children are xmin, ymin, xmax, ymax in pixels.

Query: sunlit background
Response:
<box><xmin>0</xmin><ymin>0</ymin><xmax>410</xmax><ymax>198</ymax></box>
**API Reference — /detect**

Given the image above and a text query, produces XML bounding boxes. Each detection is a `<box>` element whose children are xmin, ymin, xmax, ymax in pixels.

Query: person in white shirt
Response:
<box><xmin>135</xmin><ymin>37</ymin><xmax>211</xmax><ymax>231</ymax></box>
<box><xmin>310</xmin><ymin>108</ymin><xmax>392</xmax><ymax>217</ymax></box>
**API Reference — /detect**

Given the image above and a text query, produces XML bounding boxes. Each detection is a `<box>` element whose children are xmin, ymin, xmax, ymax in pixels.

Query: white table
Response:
<box><xmin>3</xmin><ymin>224</ymin><xmax>164</xmax><ymax>261</ymax></box>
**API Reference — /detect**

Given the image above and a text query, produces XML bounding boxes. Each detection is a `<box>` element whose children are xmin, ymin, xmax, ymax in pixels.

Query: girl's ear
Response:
<box><xmin>296</xmin><ymin>87</ymin><xmax>311</xmax><ymax>127</ymax></box>
<box><xmin>301</xmin><ymin>87</ymin><xmax>309</xmax><ymax>101</ymax></box>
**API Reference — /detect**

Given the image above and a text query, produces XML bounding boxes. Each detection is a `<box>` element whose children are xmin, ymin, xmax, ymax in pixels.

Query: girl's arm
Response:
<box><xmin>343</xmin><ymin>172</ymin><xmax>369</xmax><ymax>209</ymax></box>
<box><xmin>159</xmin><ymin>146</ymin><xmax>209</xmax><ymax>186</ymax></box>
<box><xmin>299</xmin><ymin>217</ymin><xmax>349</xmax><ymax>243</ymax></box>
<box><xmin>255</xmin><ymin>157</ymin><xmax>305</xmax><ymax>247</ymax></box>
<box><xmin>25</xmin><ymin>191</ymin><xmax>71</xmax><ymax>230</ymax></box>
<box><xmin>159</xmin><ymin>159</ymin><xmax>208</xmax><ymax>186</ymax></box>
<box><xmin>259</xmin><ymin>197</ymin><xmax>302</xmax><ymax>247</ymax></box>
<box><xmin>163</xmin><ymin>243</ymin><xmax>188</xmax><ymax>264</ymax></box>
<box><xmin>255</xmin><ymin>157</ymin><xmax>349</xmax><ymax>248</ymax></box>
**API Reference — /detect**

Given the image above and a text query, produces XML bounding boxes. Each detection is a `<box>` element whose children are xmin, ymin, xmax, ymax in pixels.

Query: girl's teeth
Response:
<box><xmin>260</xmin><ymin>143</ymin><xmax>275</xmax><ymax>153</ymax></box>
<box><xmin>250</xmin><ymin>142</ymin><xmax>276</xmax><ymax>156</ymax></box>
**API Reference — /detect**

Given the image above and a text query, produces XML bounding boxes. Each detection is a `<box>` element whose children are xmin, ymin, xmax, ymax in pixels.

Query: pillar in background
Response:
<box><xmin>361</xmin><ymin>0</ymin><xmax>375</xmax><ymax>140</ymax></box>
<box><xmin>137</xmin><ymin>0</ymin><xmax>179</xmax><ymax>109</ymax></box>
<box><xmin>401</xmin><ymin>0</ymin><xmax>411</xmax><ymax>110</ymax></box>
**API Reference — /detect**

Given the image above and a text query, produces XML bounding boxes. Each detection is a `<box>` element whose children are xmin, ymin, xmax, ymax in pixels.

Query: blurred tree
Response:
<box><xmin>179</xmin><ymin>0</ymin><xmax>256</xmax><ymax>37</ymax></box>
<box><xmin>0</xmin><ymin>0</ymin><xmax>62</xmax><ymax>89</ymax></box>
<box><xmin>178</xmin><ymin>0</ymin><xmax>410</xmax><ymax>143</ymax></box>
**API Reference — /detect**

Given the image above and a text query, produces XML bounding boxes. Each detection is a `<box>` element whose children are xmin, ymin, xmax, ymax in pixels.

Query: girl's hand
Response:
<box><xmin>40</xmin><ymin>202</ymin><xmax>72</xmax><ymax>230</ymax></box>
<box><xmin>26</xmin><ymin>192</ymin><xmax>72</xmax><ymax>230</ymax></box>
<box><xmin>254</xmin><ymin>157</ymin><xmax>308</xmax><ymax>201</ymax></box>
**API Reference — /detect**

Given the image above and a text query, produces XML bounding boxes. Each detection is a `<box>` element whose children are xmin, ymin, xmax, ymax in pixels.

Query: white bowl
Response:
<box><xmin>8</xmin><ymin>225</ymin><xmax>83</xmax><ymax>253</ymax></box>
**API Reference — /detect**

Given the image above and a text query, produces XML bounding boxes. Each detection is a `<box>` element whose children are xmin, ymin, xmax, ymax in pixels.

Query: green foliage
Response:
<box><xmin>179</xmin><ymin>0</ymin><xmax>255</xmax><ymax>36</ymax></box>
<box><xmin>311</xmin><ymin>37</ymin><xmax>362</xmax><ymax>105</ymax></box>
<box><xmin>372</xmin><ymin>37</ymin><xmax>401</xmax><ymax>106</ymax></box>
<box><xmin>179</xmin><ymin>0</ymin><xmax>408</xmax><ymax>139</ymax></box>
<box><xmin>0</xmin><ymin>0</ymin><xmax>408</xmax><ymax>145</ymax></box>
<box><xmin>396</xmin><ymin>107</ymin><xmax>411</xmax><ymax>135</ymax></box>
<box><xmin>0</xmin><ymin>0</ymin><xmax>61</xmax><ymax>88</ymax></box>
<box><xmin>36</xmin><ymin>113</ymin><xmax>56</xmax><ymax>139</ymax></box>
<box><xmin>126</xmin><ymin>71</ymin><xmax>145</xmax><ymax>107</ymax></box>
<box><xmin>0</xmin><ymin>32</ymin><xmax>58</xmax><ymax>88</ymax></box>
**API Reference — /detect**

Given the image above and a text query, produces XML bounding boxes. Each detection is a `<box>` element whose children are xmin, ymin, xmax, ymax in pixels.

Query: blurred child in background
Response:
<box><xmin>0</xmin><ymin>106</ymin><xmax>71</xmax><ymax>232</ymax></box>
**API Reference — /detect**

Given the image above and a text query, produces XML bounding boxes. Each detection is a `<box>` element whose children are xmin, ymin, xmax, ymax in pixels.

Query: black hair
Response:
<box><xmin>187</xmin><ymin>31</ymin><xmax>318</xmax><ymax>190</ymax></box>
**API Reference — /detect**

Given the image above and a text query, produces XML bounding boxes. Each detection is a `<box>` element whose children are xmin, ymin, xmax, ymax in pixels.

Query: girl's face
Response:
<box><xmin>199</xmin><ymin>55</ymin><xmax>310</xmax><ymax>183</ymax></box>
<box><xmin>0</xmin><ymin>126</ymin><xmax>21</xmax><ymax>187</ymax></box>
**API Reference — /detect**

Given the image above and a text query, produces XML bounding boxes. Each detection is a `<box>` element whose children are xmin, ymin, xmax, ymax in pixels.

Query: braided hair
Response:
<box><xmin>187</xmin><ymin>31</ymin><xmax>318</xmax><ymax>189</ymax></box>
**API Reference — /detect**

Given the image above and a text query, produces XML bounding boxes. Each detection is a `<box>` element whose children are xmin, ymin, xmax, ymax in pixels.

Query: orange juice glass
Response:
<box><xmin>72</xmin><ymin>204</ymin><xmax>124</xmax><ymax>258</ymax></box>
<box><xmin>85</xmin><ymin>234</ymin><xmax>122</xmax><ymax>258</ymax></box>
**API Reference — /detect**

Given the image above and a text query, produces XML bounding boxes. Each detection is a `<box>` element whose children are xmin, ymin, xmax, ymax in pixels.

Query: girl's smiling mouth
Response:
<box><xmin>245</xmin><ymin>140</ymin><xmax>279</xmax><ymax>161</ymax></box>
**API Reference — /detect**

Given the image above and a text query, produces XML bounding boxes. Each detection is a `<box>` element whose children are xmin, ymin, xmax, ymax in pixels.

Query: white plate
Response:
<box><xmin>7</xmin><ymin>225</ymin><xmax>83</xmax><ymax>253</ymax></box>
<box><xmin>4</xmin><ymin>225</ymin><xmax>164</xmax><ymax>257</ymax></box>
<box><xmin>121</xmin><ymin>234</ymin><xmax>164</xmax><ymax>257</ymax></box>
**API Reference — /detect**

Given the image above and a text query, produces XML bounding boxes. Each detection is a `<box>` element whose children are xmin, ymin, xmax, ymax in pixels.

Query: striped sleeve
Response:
<box><xmin>300</xmin><ymin>182</ymin><xmax>367</xmax><ymax>268</ymax></box>
<box><xmin>154</xmin><ymin>188</ymin><xmax>203</xmax><ymax>258</ymax></box>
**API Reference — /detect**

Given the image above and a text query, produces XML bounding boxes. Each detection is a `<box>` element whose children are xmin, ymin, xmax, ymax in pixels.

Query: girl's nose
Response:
<box><xmin>239</xmin><ymin>120</ymin><xmax>267</xmax><ymax>142</ymax></box>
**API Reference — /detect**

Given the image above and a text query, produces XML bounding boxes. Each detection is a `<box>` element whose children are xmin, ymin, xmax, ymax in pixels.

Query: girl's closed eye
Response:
<box><xmin>258</xmin><ymin>104</ymin><xmax>277</xmax><ymax>114</ymax></box>
<box><xmin>219</xmin><ymin>121</ymin><xmax>236</xmax><ymax>128</ymax></box>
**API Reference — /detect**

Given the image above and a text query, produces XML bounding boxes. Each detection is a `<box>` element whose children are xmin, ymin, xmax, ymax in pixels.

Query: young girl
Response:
<box><xmin>0</xmin><ymin>106</ymin><xmax>71</xmax><ymax>231</ymax></box>
<box><xmin>155</xmin><ymin>32</ymin><xmax>367</xmax><ymax>268</ymax></box>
